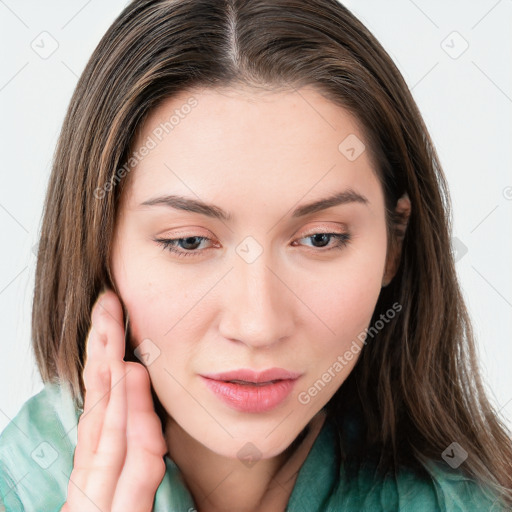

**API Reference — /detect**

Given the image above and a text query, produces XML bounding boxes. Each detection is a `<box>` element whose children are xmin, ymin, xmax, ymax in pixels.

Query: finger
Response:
<box><xmin>111</xmin><ymin>362</ymin><xmax>167</xmax><ymax>512</ymax></box>
<box><xmin>83</xmin><ymin>288</ymin><xmax>110</xmax><ymax>373</ymax></box>
<box><xmin>75</xmin><ymin>325</ymin><xmax>111</xmax><ymax>466</ymax></box>
<box><xmin>124</xmin><ymin>362</ymin><xmax>167</xmax><ymax>454</ymax></box>
<box><xmin>111</xmin><ymin>448</ymin><xmax>167</xmax><ymax>512</ymax></box>
<box><xmin>68</xmin><ymin>358</ymin><xmax>112</xmax><ymax>512</ymax></box>
<box><xmin>76</xmin><ymin>288</ymin><xmax>126</xmax><ymax>456</ymax></box>
<box><xmin>95</xmin><ymin>359</ymin><xmax>128</xmax><ymax>459</ymax></box>
<box><xmin>82</xmin><ymin>323</ymin><xmax>110</xmax><ymax>413</ymax></box>
<box><xmin>82</xmin><ymin>359</ymin><xmax>127</xmax><ymax>512</ymax></box>
<box><xmin>68</xmin><ymin>290</ymin><xmax>128</xmax><ymax>511</ymax></box>
<box><xmin>91</xmin><ymin>289</ymin><xmax>126</xmax><ymax>361</ymax></box>
<box><xmin>75</xmin><ymin>360</ymin><xmax>111</xmax><ymax>465</ymax></box>
<box><xmin>79</xmin><ymin>288</ymin><xmax>125</xmax><ymax>454</ymax></box>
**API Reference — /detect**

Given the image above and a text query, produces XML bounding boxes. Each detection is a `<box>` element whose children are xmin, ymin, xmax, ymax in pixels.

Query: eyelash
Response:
<box><xmin>154</xmin><ymin>231</ymin><xmax>351</xmax><ymax>258</ymax></box>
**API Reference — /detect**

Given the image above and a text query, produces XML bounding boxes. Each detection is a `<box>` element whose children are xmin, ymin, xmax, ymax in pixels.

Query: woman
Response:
<box><xmin>0</xmin><ymin>0</ymin><xmax>511</xmax><ymax>510</ymax></box>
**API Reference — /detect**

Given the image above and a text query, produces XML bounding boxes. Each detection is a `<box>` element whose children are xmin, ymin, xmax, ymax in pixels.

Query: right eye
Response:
<box><xmin>154</xmin><ymin>236</ymin><xmax>217</xmax><ymax>258</ymax></box>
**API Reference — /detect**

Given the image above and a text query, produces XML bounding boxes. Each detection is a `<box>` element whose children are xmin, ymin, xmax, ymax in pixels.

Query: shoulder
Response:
<box><xmin>0</xmin><ymin>381</ymin><xmax>81</xmax><ymax>511</ymax></box>
<box><xmin>323</xmin><ymin>411</ymin><xmax>507</xmax><ymax>511</ymax></box>
<box><xmin>329</xmin><ymin>455</ymin><xmax>506</xmax><ymax>511</ymax></box>
<box><xmin>417</xmin><ymin>458</ymin><xmax>507</xmax><ymax>511</ymax></box>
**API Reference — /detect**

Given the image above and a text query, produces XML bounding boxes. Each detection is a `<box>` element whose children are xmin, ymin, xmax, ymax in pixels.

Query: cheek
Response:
<box><xmin>302</xmin><ymin>287</ymin><xmax>379</xmax><ymax>384</ymax></box>
<box><xmin>318</xmin><ymin>271</ymin><xmax>381</xmax><ymax>325</ymax></box>
<box><xmin>111</xmin><ymin>246</ymin><xmax>213</xmax><ymax>364</ymax></box>
<box><xmin>293</xmin><ymin>272</ymin><xmax>382</xmax><ymax>409</ymax></box>
<box><xmin>110</xmin><ymin>242</ymin><xmax>170</xmax><ymax>347</ymax></box>
<box><xmin>299</xmin><ymin>252</ymin><xmax>384</xmax><ymax>334</ymax></box>
<box><xmin>293</xmin><ymin>243</ymin><xmax>386</xmax><ymax>385</ymax></box>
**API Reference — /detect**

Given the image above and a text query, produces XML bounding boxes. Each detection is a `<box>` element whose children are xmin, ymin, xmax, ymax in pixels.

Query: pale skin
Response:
<box><xmin>62</xmin><ymin>85</ymin><xmax>411</xmax><ymax>511</ymax></box>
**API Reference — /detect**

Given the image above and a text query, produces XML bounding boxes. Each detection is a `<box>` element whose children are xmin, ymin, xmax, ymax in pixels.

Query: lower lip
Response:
<box><xmin>200</xmin><ymin>376</ymin><xmax>298</xmax><ymax>413</ymax></box>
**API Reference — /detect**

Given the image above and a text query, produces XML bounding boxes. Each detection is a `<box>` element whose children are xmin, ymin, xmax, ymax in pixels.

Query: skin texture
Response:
<box><xmin>71</xmin><ymin>85</ymin><xmax>411</xmax><ymax>512</ymax></box>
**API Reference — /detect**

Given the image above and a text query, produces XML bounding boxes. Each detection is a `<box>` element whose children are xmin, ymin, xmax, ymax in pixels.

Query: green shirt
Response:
<box><xmin>0</xmin><ymin>382</ymin><xmax>505</xmax><ymax>511</ymax></box>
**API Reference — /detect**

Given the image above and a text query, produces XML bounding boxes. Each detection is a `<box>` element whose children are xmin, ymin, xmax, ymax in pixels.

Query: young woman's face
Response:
<box><xmin>111</xmin><ymin>85</ymin><xmax>391</xmax><ymax>460</ymax></box>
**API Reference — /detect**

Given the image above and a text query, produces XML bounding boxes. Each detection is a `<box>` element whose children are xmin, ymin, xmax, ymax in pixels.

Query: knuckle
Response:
<box><xmin>140</xmin><ymin>415</ymin><xmax>167</xmax><ymax>453</ymax></box>
<box><xmin>137</xmin><ymin>453</ymin><xmax>167</xmax><ymax>484</ymax></box>
<box><xmin>83</xmin><ymin>361</ymin><xmax>110</xmax><ymax>391</ymax></box>
<box><xmin>154</xmin><ymin>455</ymin><xmax>167</xmax><ymax>479</ymax></box>
<box><xmin>94</xmin><ymin>444</ymin><xmax>126</xmax><ymax>468</ymax></box>
<box><xmin>100</xmin><ymin>421</ymin><xmax>128</xmax><ymax>442</ymax></box>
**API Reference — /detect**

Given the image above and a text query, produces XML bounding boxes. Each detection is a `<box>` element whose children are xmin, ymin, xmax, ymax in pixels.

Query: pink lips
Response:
<box><xmin>200</xmin><ymin>367</ymin><xmax>302</xmax><ymax>413</ymax></box>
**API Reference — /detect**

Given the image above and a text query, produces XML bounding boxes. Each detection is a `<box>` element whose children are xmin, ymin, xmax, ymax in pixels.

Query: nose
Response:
<box><xmin>218</xmin><ymin>250</ymin><xmax>294</xmax><ymax>349</ymax></box>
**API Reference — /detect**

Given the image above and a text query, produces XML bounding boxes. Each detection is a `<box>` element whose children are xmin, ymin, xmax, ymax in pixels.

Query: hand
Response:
<box><xmin>61</xmin><ymin>289</ymin><xmax>168</xmax><ymax>512</ymax></box>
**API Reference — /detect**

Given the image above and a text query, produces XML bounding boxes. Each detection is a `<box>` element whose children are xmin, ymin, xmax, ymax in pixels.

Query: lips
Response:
<box><xmin>201</xmin><ymin>367</ymin><xmax>302</xmax><ymax>384</ymax></box>
<box><xmin>200</xmin><ymin>367</ymin><xmax>302</xmax><ymax>413</ymax></box>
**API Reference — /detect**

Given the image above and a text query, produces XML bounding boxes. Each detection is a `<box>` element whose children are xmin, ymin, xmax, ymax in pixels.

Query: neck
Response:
<box><xmin>164</xmin><ymin>411</ymin><xmax>327</xmax><ymax>512</ymax></box>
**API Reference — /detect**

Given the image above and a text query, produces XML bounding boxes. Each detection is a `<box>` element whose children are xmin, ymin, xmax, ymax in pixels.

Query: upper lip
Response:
<box><xmin>201</xmin><ymin>368</ymin><xmax>302</xmax><ymax>383</ymax></box>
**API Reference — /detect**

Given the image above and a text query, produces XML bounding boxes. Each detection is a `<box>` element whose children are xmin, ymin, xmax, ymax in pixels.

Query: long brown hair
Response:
<box><xmin>32</xmin><ymin>0</ymin><xmax>512</xmax><ymax>505</ymax></box>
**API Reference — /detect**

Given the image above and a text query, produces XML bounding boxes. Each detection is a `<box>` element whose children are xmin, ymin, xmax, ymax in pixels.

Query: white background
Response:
<box><xmin>0</xmin><ymin>0</ymin><xmax>511</xmax><ymax>434</ymax></box>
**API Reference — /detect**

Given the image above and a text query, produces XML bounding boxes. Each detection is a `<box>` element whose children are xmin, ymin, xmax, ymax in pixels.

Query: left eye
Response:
<box><xmin>294</xmin><ymin>232</ymin><xmax>351</xmax><ymax>251</ymax></box>
<box><xmin>154</xmin><ymin>231</ymin><xmax>351</xmax><ymax>258</ymax></box>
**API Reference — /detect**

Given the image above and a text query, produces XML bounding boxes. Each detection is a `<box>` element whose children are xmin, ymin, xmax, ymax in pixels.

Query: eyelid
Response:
<box><xmin>158</xmin><ymin>227</ymin><xmax>214</xmax><ymax>238</ymax></box>
<box><xmin>159</xmin><ymin>221</ymin><xmax>347</xmax><ymax>239</ymax></box>
<box><xmin>295</xmin><ymin>222</ymin><xmax>349</xmax><ymax>237</ymax></box>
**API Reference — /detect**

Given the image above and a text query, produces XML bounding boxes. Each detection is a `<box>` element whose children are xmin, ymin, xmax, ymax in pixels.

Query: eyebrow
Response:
<box><xmin>138</xmin><ymin>189</ymin><xmax>369</xmax><ymax>222</ymax></box>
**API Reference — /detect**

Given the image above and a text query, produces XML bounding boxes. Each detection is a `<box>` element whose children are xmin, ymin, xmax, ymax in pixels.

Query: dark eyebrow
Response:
<box><xmin>139</xmin><ymin>195</ymin><xmax>232</xmax><ymax>222</ymax></box>
<box><xmin>291</xmin><ymin>189</ymin><xmax>369</xmax><ymax>217</ymax></box>
<box><xmin>138</xmin><ymin>189</ymin><xmax>369</xmax><ymax>221</ymax></box>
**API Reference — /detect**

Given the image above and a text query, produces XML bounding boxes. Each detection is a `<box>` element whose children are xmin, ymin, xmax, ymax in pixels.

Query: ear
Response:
<box><xmin>382</xmin><ymin>192</ymin><xmax>411</xmax><ymax>287</ymax></box>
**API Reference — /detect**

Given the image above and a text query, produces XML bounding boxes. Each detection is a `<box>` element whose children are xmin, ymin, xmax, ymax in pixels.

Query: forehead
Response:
<box><xmin>122</xmin><ymin>85</ymin><xmax>382</xmax><ymax>214</ymax></box>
